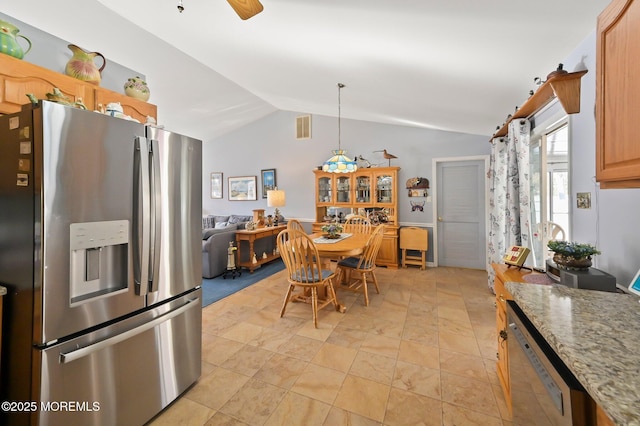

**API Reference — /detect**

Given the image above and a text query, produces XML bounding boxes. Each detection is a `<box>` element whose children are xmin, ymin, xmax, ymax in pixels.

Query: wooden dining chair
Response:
<box><xmin>344</xmin><ymin>215</ymin><xmax>371</xmax><ymax>234</ymax></box>
<box><xmin>277</xmin><ymin>229</ymin><xmax>344</xmax><ymax>327</ymax></box>
<box><xmin>335</xmin><ymin>224</ymin><xmax>385</xmax><ymax>306</ymax></box>
<box><xmin>286</xmin><ymin>218</ymin><xmax>305</xmax><ymax>233</ymax></box>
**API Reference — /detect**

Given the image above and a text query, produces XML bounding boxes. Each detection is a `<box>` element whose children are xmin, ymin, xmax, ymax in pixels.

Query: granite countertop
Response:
<box><xmin>506</xmin><ymin>282</ymin><xmax>640</xmax><ymax>425</ymax></box>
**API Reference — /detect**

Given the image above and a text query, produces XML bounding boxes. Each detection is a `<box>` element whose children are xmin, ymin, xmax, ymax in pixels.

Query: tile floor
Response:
<box><xmin>149</xmin><ymin>266</ymin><xmax>513</xmax><ymax>425</ymax></box>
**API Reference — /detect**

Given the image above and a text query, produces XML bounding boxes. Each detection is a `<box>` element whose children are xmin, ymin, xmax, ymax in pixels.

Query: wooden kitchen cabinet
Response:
<box><xmin>596</xmin><ymin>0</ymin><xmax>640</xmax><ymax>188</ymax></box>
<box><xmin>0</xmin><ymin>54</ymin><xmax>157</xmax><ymax>123</ymax></box>
<box><xmin>313</xmin><ymin>167</ymin><xmax>399</xmax><ymax>268</ymax></box>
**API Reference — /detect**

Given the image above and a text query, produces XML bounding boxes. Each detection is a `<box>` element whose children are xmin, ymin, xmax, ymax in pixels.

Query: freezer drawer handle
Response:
<box><xmin>59</xmin><ymin>297</ymin><xmax>200</xmax><ymax>364</ymax></box>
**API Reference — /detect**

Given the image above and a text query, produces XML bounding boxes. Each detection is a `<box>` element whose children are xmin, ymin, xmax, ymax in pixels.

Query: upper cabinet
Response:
<box><xmin>0</xmin><ymin>54</ymin><xmax>157</xmax><ymax>123</ymax></box>
<box><xmin>596</xmin><ymin>0</ymin><xmax>640</xmax><ymax>188</ymax></box>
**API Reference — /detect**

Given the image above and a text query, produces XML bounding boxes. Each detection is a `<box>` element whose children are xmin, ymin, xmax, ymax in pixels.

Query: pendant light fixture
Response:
<box><xmin>322</xmin><ymin>83</ymin><xmax>358</xmax><ymax>173</ymax></box>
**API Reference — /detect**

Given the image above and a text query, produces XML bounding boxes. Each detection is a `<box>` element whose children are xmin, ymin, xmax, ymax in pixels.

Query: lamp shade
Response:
<box><xmin>267</xmin><ymin>189</ymin><xmax>286</xmax><ymax>207</ymax></box>
<box><xmin>322</xmin><ymin>150</ymin><xmax>358</xmax><ymax>173</ymax></box>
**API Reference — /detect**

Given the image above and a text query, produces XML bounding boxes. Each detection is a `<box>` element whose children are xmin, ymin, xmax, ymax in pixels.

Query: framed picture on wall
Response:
<box><xmin>261</xmin><ymin>169</ymin><xmax>276</xmax><ymax>199</ymax></box>
<box><xmin>228</xmin><ymin>176</ymin><xmax>257</xmax><ymax>201</ymax></box>
<box><xmin>210</xmin><ymin>172</ymin><xmax>223</xmax><ymax>199</ymax></box>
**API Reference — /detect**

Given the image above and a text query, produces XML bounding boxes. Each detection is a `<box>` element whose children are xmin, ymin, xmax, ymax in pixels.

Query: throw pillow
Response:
<box><xmin>214</xmin><ymin>221</ymin><xmax>229</xmax><ymax>229</ymax></box>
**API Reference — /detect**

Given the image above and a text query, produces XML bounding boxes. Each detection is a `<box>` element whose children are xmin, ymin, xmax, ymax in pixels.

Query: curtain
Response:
<box><xmin>487</xmin><ymin>119</ymin><xmax>532</xmax><ymax>293</ymax></box>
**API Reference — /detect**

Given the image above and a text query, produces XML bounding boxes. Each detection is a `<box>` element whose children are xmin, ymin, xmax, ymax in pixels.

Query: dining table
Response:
<box><xmin>309</xmin><ymin>232</ymin><xmax>370</xmax><ymax>260</ymax></box>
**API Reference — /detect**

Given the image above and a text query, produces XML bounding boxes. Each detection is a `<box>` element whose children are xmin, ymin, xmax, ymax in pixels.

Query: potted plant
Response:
<box><xmin>547</xmin><ymin>240</ymin><xmax>601</xmax><ymax>270</ymax></box>
<box><xmin>321</xmin><ymin>222</ymin><xmax>343</xmax><ymax>239</ymax></box>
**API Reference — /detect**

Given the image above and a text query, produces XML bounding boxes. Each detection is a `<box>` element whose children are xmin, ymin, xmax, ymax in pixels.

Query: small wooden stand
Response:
<box><xmin>400</xmin><ymin>227</ymin><xmax>428</xmax><ymax>270</ymax></box>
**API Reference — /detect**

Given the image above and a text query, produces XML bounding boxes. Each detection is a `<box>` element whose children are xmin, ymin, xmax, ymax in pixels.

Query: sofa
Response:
<box><xmin>201</xmin><ymin>214</ymin><xmax>277</xmax><ymax>278</ymax></box>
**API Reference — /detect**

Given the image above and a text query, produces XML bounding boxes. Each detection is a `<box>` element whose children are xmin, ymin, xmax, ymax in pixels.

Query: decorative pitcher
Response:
<box><xmin>0</xmin><ymin>19</ymin><xmax>32</xmax><ymax>59</ymax></box>
<box><xmin>64</xmin><ymin>44</ymin><xmax>106</xmax><ymax>85</ymax></box>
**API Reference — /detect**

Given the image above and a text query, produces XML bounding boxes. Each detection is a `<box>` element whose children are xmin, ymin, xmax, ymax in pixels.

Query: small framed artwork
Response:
<box><xmin>261</xmin><ymin>169</ymin><xmax>276</xmax><ymax>199</ymax></box>
<box><xmin>228</xmin><ymin>176</ymin><xmax>257</xmax><ymax>201</ymax></box>
<box><xmin>576</xmin><ymin>192</ymin><xmax>591</xmax><ymax>209</ymax></box>
<box><xmin>210</xmin><ymin>172</ymin><xmax>223</xmax><ymax>199</ymax></box>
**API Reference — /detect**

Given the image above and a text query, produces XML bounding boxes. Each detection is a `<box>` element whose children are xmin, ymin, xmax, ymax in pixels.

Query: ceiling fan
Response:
<box><xmin>227</xmin><ymin>0</ymin><xmax>264</xmax><ymax>20</ymax></box>
<box><xmin>177</xmin><ymin>0</ymin><xmax>264</xmax><ymax>20</ymax></box>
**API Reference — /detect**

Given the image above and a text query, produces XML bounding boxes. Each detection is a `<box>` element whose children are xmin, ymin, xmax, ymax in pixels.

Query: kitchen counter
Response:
<box><xmin>506</xmin><ymin>282</ymin><xmax>640</xmax><ymax>426</ymax></box>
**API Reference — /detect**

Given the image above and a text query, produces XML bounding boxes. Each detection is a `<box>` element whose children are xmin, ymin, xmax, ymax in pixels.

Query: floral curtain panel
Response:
<box><xmin>487</xmin><ymin>119</ymin><xmax>532</xmax><ymax>292</ymax></box>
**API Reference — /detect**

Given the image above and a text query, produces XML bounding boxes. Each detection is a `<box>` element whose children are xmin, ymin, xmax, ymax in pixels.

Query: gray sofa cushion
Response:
<box><xmin>202</xmin><ymin>223</ymin><xmax>238</xmax><ymax>239</ymax></box>
<box><xmin>228</xmin><ymin>214</ymin><xmax>252</xmax><ymax>224</ymax></box>
<box><xmin>202</xmin><ymin>215</ymin><xmax>231</xmax><ymax>229</ymax></box>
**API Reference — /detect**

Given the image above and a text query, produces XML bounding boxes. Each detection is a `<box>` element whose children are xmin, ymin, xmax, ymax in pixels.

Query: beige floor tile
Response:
<box><xmin>326</xmin><ymin>324</ymin><xmax>367</xmax><ymax>349</ymax></box>
<box><xmin>153</xmin><ymin>266</ymin><xmax>519</xmax><ymax>426</ymax></box>
<box><xmin>441</xmin><ymin>371</ymin><xmax>501</xmax><ymax>418</ymax></box>
<box><xmin>442</xmin><ymin>401</ymin><xmax>503</xmax><ymax>426</ymax></box>
<box><xmin>265</xmin><ymin>392</ymin><xmax>331</xmax><ymax>426</ymax></box>
<box><xmin>392</xmin><ymin>360</ymin><xmax>441</xmax><ymax>400</ymax></box>
<box><xmin>397</xmin><ymin>339</ymin><xmax>440</xmax><ymax>370</ymax></box>
<box><xmin>439</xmin><ymin>349</ymin><xmax>490</xmax><ymax>381</ymax></box>
<box><xmin>219</xmin><ymin>378</ymin><xmax>287</xmax><ymax>425</ymax></box>
<box><xmin>201</xmin><ymin>335</ymin><xmax>245</xmax><ymax>366</ymax></box>
<box><xmin>186</xmin><ymin>367</ymin><xmax>251</xmax><ymax>410</ymax></box>
<box><xmin>312</xmin><ymin>342</ymin><xmax>358</xmax><ymax>373</ymax></box>
<box><xmin>203</xmin><ymin>411</ymin><xmax>248</xmax><ymax>425</ymax></box>
<box><xmin>220</xmin><ymin>344</ymin><xmax>274</xmax><ymax>376</ymax></box>
<box><xmin>383</xmin><ymin>387</ymin><xmax>442</xmax><ymax>426</ymax></box>
<box><xmin>348</xmin><ymin>351</ymin><xmax>396</xmax><ymax>385</ymax></box>
<box><xmin>221</xmin><ymin>321</ymin><xmax>264</xmax><ymax>344</ymax></box>
<box><xmin>246</xmin><ymin>326</ymin><xmax>293</xmax><ymax>352</ymax></box>
<box><xmin>360</xmin><ymin>333</ymin><xmax>401</xmax><ymax>358</ymax></box>
<box><xmin>438</xmin><ymin>330</ymin><xmax>481</xmax><ymax>357</ymax></box>
<box><xmin>275</xmin><ymin>334</ymin><xmax>324</xmax><ymax>361</ymax></box>
<box><xmin>291</xmin><ymin>363</ymin><xmax>346</xmax><ymax>404</ymax></box>
<box><xmin>148</xmin><ymin>397</ymin><xmax>215</xmax><ymax>426</ymax></box>
<box><xmin>253</xmin><ymin>353</ymin><xmax>308</xmax><ymax>389</ymax></box>
<box><xmin>334</xmin><ymin>375</ymin><xmax>390</xmax><ymax>422</ymax></box>
<box><xmin>323</xmin><ymin>406</ymin><xmax>382</xmax><ymax>426</ymax></box>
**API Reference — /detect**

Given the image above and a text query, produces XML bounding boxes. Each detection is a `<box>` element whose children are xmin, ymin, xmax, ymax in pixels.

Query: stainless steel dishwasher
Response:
<box><xmin>507</xmin><ymin>301</ymin><xmax>595</xmax><ymax>425</ymax></box>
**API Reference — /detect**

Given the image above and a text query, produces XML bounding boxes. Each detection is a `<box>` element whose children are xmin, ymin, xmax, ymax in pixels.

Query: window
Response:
<box><xmin>529</xmin><ymin>119</ymin><xmax>570</xmax><ymax>268</ymax></box>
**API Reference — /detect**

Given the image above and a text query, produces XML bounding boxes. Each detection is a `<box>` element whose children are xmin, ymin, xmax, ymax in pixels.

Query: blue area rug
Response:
<box><xmin>201</xmin><ymin>259</ymin><xmax>285</xmax><ymax>307</ymax></box>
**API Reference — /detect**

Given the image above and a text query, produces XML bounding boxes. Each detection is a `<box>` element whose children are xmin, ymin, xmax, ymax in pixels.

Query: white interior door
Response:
<box><xmin>435</xmin><ymin>158</ymin><xmax>487</xmax><ymax>269</ymax></box>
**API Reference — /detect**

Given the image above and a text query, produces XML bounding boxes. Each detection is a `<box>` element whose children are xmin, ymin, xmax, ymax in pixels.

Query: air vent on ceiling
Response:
<box><xmin>295</xmin><ymin>115</ymin><xmax>311</xmax><ymax>140</ymax></box>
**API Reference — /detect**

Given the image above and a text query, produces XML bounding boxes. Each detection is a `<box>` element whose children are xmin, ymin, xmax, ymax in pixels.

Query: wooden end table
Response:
<box><xmin>235</xmin><ymin>225</ymin><xmax>287</xmax><ymax>273</ymax></box>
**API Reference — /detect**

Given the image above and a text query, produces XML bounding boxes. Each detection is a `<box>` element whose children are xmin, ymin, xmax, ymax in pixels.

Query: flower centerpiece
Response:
<box><xmin>547</xmin><ymin>240</ymin><xmax>601</xmax><ymax>270</ymax></box>
<box><xmin>321</xmin><ymin>222</ymin><xmax>343</xmax><ymax>239</ymax></box>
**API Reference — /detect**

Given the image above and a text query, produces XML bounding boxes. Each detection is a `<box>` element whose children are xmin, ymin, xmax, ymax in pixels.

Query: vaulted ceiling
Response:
<box><xmin>5</xmin><ymin>0</ymin><xmax>610</xmax><ymax>140</ymax></box>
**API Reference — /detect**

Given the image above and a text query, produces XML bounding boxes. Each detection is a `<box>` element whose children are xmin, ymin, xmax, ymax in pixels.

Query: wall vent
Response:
<box><xmin>295</xmin><ymin>115</ymin><xmax>311</xmax><ymax>140</ymax></box>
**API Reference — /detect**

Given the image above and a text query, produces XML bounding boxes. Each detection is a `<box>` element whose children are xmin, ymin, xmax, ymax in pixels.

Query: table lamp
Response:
<box><xmin>267</xmin><ymin>188</ymin><xmax>286</xmax><ymax>226</ymax></box>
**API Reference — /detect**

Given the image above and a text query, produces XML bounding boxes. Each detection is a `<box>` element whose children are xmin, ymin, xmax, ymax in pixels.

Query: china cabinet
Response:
<box><xmin>0</xmin><ymin>53</ymin><xmax>157</xmax><ymax>123</ymax></box>
<box><xmin>313</xmin><ymin>167</ymin><xmax>399</xmax><ymax>267</ymax></box>
<box><xmin>596</xmin><ymin>0</ymin><xmax>640</xmax><ymax>188</ymax></box>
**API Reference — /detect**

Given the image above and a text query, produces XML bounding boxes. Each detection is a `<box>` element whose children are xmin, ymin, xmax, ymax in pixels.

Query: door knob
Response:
<box><xmin>437</xmin><ymin>217</ymin><xmax>443</xmax><ymax>222</ymax></box>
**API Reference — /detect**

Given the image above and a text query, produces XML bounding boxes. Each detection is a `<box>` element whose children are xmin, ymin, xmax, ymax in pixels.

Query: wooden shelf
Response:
<box><xmin>491</xmin><ymin>70</ymin><xmax>588</xmax><ymax>140</ymax></box>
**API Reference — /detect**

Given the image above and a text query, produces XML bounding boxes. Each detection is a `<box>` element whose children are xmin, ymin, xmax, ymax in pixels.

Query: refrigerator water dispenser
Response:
<box><xmin>70</xmin><ymin>220</ymin><xmax>129</xmax><ymax>305</ymax></box>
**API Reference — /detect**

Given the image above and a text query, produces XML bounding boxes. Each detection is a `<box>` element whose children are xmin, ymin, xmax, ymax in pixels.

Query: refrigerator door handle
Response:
<box><xmin>59</xmin><ymin>297</ymin><xmax>200</xmax><ymax>364</ymax></box>
<box><xmin>148</xmin><ymin>138</ymin><xmax>162</xmax><ymax>292</ymax></box>
<box><xmin>133</xmin><ymin>136</ymin><xmax>151</xmax><ymax>295</ymax></box>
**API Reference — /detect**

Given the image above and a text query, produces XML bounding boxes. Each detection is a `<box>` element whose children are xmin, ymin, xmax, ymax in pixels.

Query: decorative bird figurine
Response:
<box><xmin>374</xmin><ymin>149</ymin><xmax>398</xmax><ymax>166</ymax></box>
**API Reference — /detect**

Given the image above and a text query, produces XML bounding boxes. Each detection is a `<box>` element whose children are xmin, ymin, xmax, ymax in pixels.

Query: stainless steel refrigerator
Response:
<box><xmin>0</xmin><ymin>101</ymin><xmax>203</xmax><ymax>425</ymax></box>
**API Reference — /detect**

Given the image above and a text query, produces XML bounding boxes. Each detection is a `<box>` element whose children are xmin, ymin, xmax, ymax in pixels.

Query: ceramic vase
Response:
<box><xmin>65</xmin><ymin>44</ymin><xmax>106</xmax><ymax>85</ymax></box>
<box><xmin>124</xmin><ymin>76</ymin><xmax>150</xmax><ymax>102</ymax></box>
<box><xmin>0</xmin><ymin>19</ymin><xmax>32</xmax><ymax>59</ymax></box>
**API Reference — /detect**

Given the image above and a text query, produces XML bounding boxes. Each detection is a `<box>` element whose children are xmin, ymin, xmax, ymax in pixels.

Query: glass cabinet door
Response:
<box><xmin>318</xmin><ymin>176</ymin><xmax>332</xmax><ymax>204</ymax></box>
<box><xmin>376</xmin><ymin>173</ymin><xmax>394</xmax><ymax>205</ymax></box>
<box><xmin>355</xmin><ymin>174</ymin><xmax>372</xmax><ymax>204</ymax></box>
<box><xmin>335</xmin><ymin>176</ymin><xmax>352</xmax><ymax>204</ymax></box>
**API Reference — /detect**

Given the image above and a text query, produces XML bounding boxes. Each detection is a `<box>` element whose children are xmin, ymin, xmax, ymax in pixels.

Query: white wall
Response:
<box><xmin>563</xmin><ymin>30</ymin><xmax>640</xmax><ymax>287</ymax></box>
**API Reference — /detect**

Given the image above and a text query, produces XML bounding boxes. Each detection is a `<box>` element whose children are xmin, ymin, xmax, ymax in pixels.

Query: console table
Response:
<box><xmin>235</xmin><ymin>225</ymin><xmax>286</xmax><ymax>273</ymax></box>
